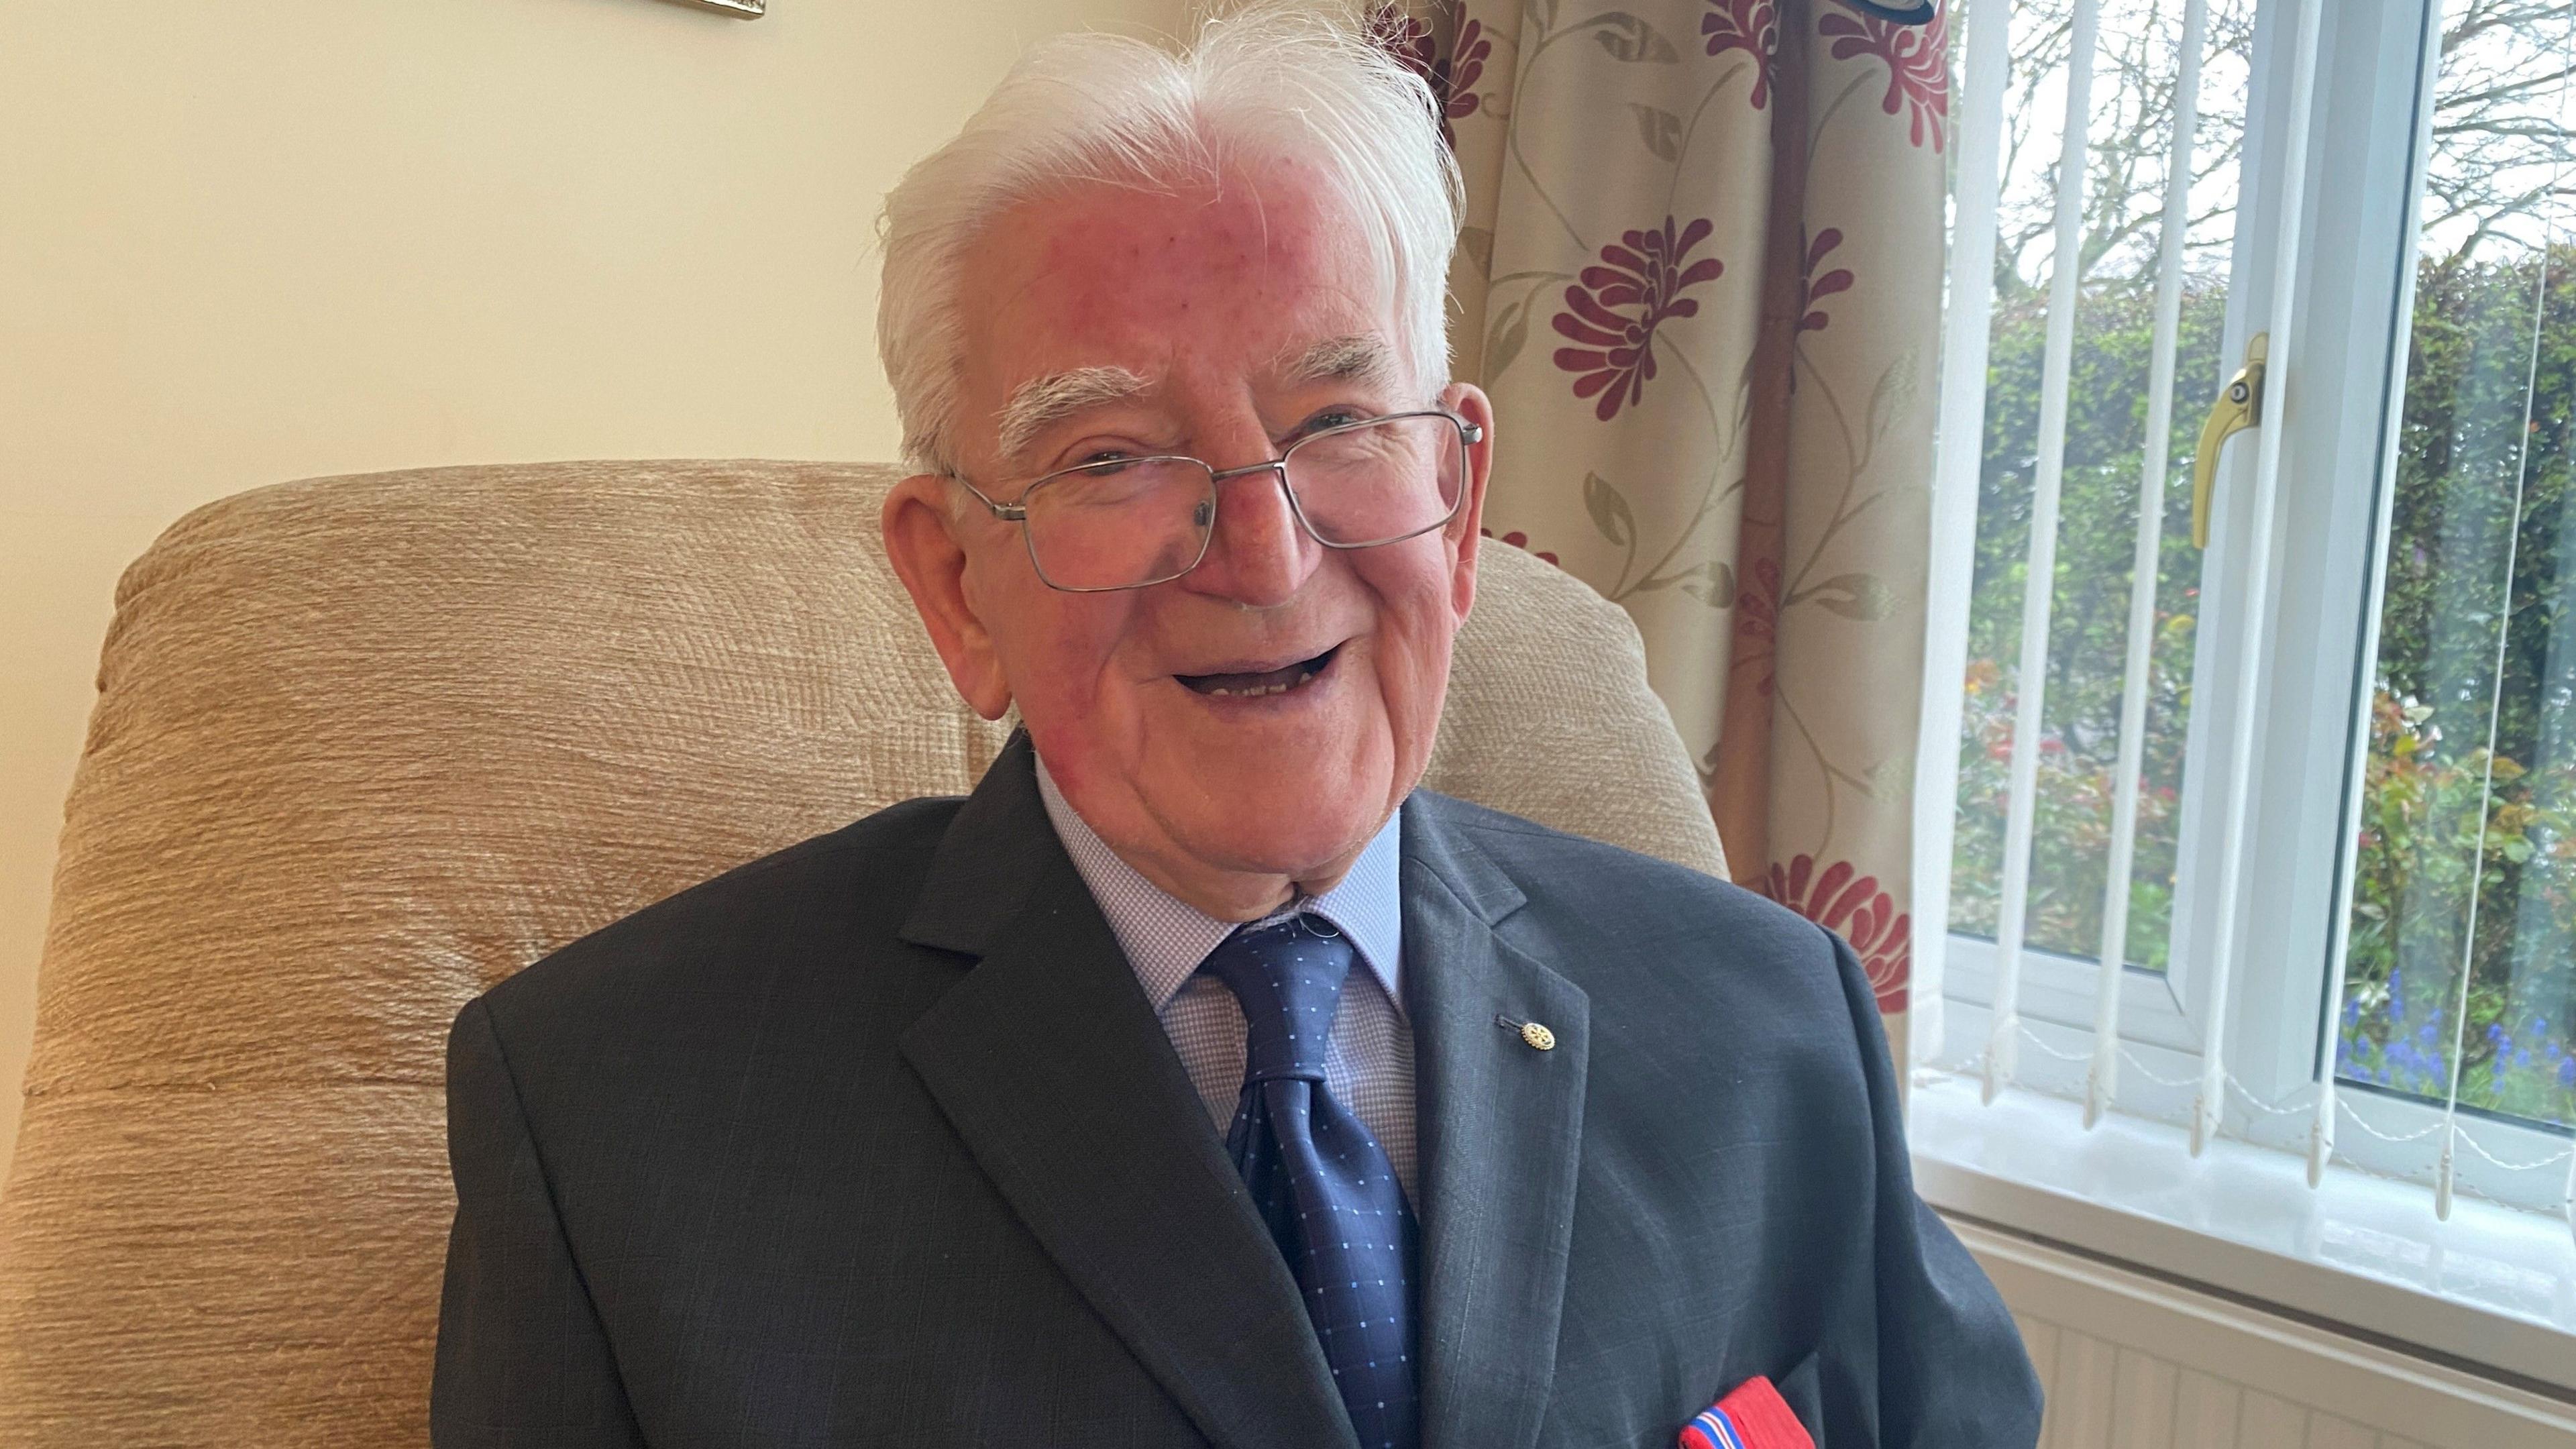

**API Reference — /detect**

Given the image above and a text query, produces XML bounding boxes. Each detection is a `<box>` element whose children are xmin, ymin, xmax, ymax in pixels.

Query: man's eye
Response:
<box><xmin>1301</xmin><ymin>408</ymin><xmax>1371</xmax><ymax>435</ymax></box>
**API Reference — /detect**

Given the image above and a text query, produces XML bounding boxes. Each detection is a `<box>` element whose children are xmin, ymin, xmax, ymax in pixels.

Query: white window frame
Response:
<box><xmin>1913</xmin><ymin>0</ymin><xmax>2576</xmax><ymax>1385</ymax></box>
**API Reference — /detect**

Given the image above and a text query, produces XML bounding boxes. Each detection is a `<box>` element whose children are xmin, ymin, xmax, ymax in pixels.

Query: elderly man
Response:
<box><xmin>431</xmin><ymin>7</ymin><xmax>2039</xmax><ymax>1448</ymax></box>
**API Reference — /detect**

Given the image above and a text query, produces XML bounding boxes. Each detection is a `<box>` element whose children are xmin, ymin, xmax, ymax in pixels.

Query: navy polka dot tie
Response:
<box><xmin>1199</xmin><ymin>917</ymin><xmax>1419</xmax><ymax>1449</ymax></box>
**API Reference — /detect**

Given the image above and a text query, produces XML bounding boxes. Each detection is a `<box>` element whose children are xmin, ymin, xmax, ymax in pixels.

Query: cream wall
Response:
<box><xmin>0</xmin><ymin>0</ymin><xmax>1189</xmax><ymax>1184</ymax></box>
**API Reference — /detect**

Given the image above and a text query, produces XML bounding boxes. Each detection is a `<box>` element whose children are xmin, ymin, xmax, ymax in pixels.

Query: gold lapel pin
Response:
<box><xmin>1495</xmin><ymin>1014</ymin><xmax>1556</xmax><ymax>1052</ymax></box>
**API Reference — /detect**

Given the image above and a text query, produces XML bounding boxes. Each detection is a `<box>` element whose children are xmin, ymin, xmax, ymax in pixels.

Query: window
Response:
<box><xmin>2332</xmin><ymin>1</ymin><xmax>2576</xmax><ymax>1145</ymax></box>
<box><xmin>1912</xmin><ymin>0</ymin><xmax>2576</xmax><ymax>1379</ymax></box>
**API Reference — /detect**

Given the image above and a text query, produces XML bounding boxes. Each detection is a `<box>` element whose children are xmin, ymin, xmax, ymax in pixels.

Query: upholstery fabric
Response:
<box><xmin>0</xmin><ymin>459</ymin><xmax>1721</xmax><ymax>1445</ymax></box>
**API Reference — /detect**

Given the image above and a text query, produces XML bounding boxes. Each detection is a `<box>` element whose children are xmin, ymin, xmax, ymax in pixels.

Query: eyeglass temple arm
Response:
<box><xmin>946</xmin><ymin>474</ymin><xmax>1029</xmax><ymax>523</ymax></box>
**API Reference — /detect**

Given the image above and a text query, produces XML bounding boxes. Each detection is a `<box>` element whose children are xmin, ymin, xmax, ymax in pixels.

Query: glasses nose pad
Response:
<box><xmin>1193</xmin><ymin>496</ymin><xmax>1214</xmax><ymax>529</ymax></box>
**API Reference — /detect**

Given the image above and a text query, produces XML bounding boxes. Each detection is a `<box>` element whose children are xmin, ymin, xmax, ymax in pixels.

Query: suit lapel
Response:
<box><xmin>1402</xmin><ymin>798</ymin><xmax>1591</xmax><ymax>1449</ymax></box>
<box><xmin>898</xmin><ymin>737</ymin><xmax>1356</xmax><ymax>1449</ymax></box>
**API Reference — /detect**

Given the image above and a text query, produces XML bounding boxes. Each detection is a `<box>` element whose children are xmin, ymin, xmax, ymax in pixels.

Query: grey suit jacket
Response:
<box><xmin>432</xmin><ymin>734</ymin><xmax>2040</xmax><ymax>1448</ymax></box>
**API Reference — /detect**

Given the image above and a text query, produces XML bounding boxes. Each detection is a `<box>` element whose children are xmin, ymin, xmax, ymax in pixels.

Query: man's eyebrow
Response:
<box><xmin>1273</xmin><ymin>335</ymin><xmax>1403</xmax><ymax>392</ymax></box>
<box><xmin>994</xmin><ymin>366</ymin><xmax>1153</xmax><ymax>461</ymax></box>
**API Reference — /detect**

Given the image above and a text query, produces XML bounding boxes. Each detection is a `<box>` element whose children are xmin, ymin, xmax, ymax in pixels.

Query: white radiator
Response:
<box><xmin>1951</xmin><ymin>1218</ymin><xmax>2576</xmax><ymax>1447</ymax></box>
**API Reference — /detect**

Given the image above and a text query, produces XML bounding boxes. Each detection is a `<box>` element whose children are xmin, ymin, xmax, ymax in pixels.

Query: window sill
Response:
<box><xmin>1908</xmin><ymin>1073</ymin><xmax>2576</xmax><ymax>1396</ymax></box>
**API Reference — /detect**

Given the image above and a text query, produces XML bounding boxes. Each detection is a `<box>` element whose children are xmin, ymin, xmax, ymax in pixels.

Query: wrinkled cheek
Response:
<box><xmin>998</xmin><ymin>612</ymin><xmax>1140</xmax><ymax>790</ymax></box>
<box><xmin>1014</xmin><ymin>652</ymin><xmax>1109</xmax><ymax>756</ymax></box>
<box><xmin>1373</xmin><ymin>630</ymin><xmax>1453</xmax><ymax>770</ymax></box>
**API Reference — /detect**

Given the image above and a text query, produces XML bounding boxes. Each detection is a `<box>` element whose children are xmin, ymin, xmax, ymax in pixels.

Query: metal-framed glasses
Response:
<box><xmin>949</xmin><ymin>409</ymin><xmax>1482</xmax><ymax>592</ymax></box>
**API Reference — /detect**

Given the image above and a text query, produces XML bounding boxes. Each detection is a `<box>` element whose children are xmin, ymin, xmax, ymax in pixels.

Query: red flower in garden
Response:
<box><xmin>1366</xmin><ymin>8</ymin><xmax>1489</xmax><ymax>148</ymax></box>
<box><xmin>1551</xmin><ymin>216</ymin><xmax>1725</xmax><ymax>421</ymax></box>
<box><xmin>1701</xmin><ymin>0</ymin><xmax>1781</xmax><ymax>110</ymax></box>
<box><xmin>1819</xmin><ymin>2</ymin><xmax>1951</xmax><ymax>152</ymax></box>
<box><xmin>1479</xmin><ymin>525</ymin><xmax>1559</xmax><ymax>566</ymax></box>
<box><xmin>1765</xmin><ymin>853</ymin><xmax>1912</xmax><ymax>1014</ymax></box>
<box><xmin>1796</xmin><ymin>227</ymin><xmax>1853</xmax><ymax>334</ymax></box>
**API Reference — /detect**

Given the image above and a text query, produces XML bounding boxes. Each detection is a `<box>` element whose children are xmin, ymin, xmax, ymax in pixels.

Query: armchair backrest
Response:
<box><xmin>0</xmin><ymin>460</ymin><xmax>1722</xmax><ymax>1445</ymax></box>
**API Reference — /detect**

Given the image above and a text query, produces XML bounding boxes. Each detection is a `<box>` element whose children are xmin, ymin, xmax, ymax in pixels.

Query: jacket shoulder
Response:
<box><xmin>1412</xmin><ymin>790</ymin><xmax>1819</xmax><ymax>946</ymax></box>
<box><xmin>1412</xmin><ymin>790</ymin><xmax>1859</xmax><ymax>1037</ymax></box>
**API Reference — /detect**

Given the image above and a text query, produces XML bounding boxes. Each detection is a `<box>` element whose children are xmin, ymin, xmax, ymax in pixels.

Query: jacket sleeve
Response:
<box><xmin>431</xmin><ymin>996</ymin><xmax>649</xmax><ymax>1449</ymax></box>
<box><xmin>1824</xmin><ymin>924</ymin><xmax>2045</xmax><ymax>1448</ymax></box>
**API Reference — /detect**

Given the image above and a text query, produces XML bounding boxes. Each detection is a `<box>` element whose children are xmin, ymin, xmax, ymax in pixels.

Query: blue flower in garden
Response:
<box><xmin>2343</xmin><ymin>996</ymin><xmax>2363</xmax><ymax>1027</ymax></box>
<box><xmin>2390</xmin><ymin>993</ymin><xmax>2406</xmax><ymax>1026</ymax></box>
<box><xmin>2559</xmin><ymin>1057</ymin><xmax>2574</xmax><ymax>1087</ymax></box>
<box><xmin>2517</xmin><ymin>1047</ymin><xmax>2534</xmax><ymax>1069</ymax></box>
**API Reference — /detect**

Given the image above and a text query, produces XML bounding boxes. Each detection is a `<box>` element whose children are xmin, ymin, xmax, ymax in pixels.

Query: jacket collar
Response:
<box><xmin>1400</xmin><ymin>797</ymin><xmax>1589</xmax><ymax>1449</ymax></box>
<box><xmin>897</xmin><ymin>733</ymin><xmax>1357</xmax><ymax>1449</ymax></box>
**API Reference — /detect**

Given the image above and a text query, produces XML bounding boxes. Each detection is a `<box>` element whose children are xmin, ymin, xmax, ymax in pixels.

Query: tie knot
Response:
<box><xmin>1199</xmin><ymin>916</ymin><xmax>1354</xmax><ymax>1083</ymax></box>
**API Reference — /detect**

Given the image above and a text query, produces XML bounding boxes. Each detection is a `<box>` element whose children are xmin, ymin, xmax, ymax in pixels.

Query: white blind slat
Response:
<box><xmin>1914</xmin><ymin>0</ymin><xmax>2021</xmax><ymax>1078</ymax></box>
<box><xmin>2088</xmin><ymin>0</ymin><xmax>2214</xmax><ymax>1131</ymax></box>
<box><xmin>1984</xmin><ymin>0</ymin><xmax>2104</xmax><ymax>1106</ymax></box>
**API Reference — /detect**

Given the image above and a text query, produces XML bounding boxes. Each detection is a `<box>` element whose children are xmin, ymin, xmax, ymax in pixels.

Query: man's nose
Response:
<box><xmin>1183</xmin><ymin>462</ymin><xmax>1321</xmax><ymax>608</ymax></box>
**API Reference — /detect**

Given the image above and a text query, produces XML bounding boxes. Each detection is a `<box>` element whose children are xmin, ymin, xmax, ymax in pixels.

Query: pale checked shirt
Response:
<box><xmin>1034</xmin><ymin>755</ymin><xmax>1417</xmax><ymax>1203</ymax></box>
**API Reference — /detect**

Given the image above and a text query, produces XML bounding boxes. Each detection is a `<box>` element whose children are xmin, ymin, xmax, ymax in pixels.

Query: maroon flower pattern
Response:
<box><xmin>1701</xmin><ymin>0</ymin><xmax>1780</xmax><ymax>110</ymax></box>
<box><xmin>1796</xmin><ymin>227</ymin><xmax>1854</xmax><ymax>335</ymax></box>
<box><xmin>1819</xmin><ymin>2</ymin><xmax>1951</xmax><ymax>152</ymax></box>
<box><xmin>1447</xmin><ymin>18</ymin><xmax>1492</xmax><ymax>127</ymax></box>
<box><xmin>1766</xmin><ymin>853</ymin><xmax>1912</xmax><ymax>1013</ymax></box>
<box><xmin>1480</xmin><ymin>525</ymin><xmax>1560</xmax><ymax>566</ymax></box>
<box><xmin>1550</xmin><ymin>216</ymin><xmax>1725</xmax><ymax>421</ymax></box>
<box><xmin>1366</xmin><ymin>7</ymin><xmax>1490</xmax><ymax>149</ymax></box>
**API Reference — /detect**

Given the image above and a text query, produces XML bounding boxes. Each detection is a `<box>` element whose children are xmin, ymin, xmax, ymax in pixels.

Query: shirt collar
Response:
<box><xmin>1033</xmin><ymin>753</ymin><xmax>1405</xmax><ymax>1016</ymax></box>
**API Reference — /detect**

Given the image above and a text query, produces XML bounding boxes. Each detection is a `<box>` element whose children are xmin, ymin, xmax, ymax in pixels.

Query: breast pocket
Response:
<box><xmin>1677</xmin><ymin>1349</ymin><xmax>1823</xmax><ymax>1449</ymax></box>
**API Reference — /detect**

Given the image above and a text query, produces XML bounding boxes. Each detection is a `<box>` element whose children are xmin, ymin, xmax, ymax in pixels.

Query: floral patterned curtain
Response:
<box><xmin>1373</xmin><ymin>0</ymin><xmax>1949</xmax><ymax>1065</ymax></box>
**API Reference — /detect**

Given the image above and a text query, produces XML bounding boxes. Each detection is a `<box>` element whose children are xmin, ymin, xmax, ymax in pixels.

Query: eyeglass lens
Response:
<box><xmin>1020</xmin><ymin>414</ymin><xmax>1466</xmax><ymax>591</ymax></box>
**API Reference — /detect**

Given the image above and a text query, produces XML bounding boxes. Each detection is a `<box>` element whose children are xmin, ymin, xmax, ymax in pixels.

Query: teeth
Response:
<box><xmin>1197</xmin><ymin>659</ymin><xmax>1326</xmax><ymax>699</ymax></box>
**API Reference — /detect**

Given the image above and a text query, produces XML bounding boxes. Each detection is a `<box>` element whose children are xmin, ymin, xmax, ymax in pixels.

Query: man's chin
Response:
<box><xmin>1153</xmin><ymin>782</ymin><xmax>1389</xmax><ymax>883</ymax></box>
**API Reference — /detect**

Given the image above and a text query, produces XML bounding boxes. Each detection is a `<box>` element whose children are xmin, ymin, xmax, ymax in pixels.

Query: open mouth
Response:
<box><xmin>1175</xmin><ymin>643</ymin><xmax>1341</xmax><ymax>699</ymax></box>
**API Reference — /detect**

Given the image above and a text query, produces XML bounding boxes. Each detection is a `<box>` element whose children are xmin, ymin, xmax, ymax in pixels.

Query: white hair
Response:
<box><xmin>874</xmin><ymin>2</ymin><xmax>1463</xmax><ymax>476</ymax></box>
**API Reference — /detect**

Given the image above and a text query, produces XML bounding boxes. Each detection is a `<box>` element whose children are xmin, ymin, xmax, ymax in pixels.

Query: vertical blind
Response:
<box><xmin>1915</xmin><ymin>0</ymin><xmax>2576</xmax><ymax>1242</ymax></box>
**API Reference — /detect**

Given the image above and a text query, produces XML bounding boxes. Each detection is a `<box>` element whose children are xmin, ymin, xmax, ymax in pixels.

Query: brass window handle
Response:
<box><xmin>2192</xmin><ymin>331</ymin><xmax>2268</xmax><ymax>549</ymax></box>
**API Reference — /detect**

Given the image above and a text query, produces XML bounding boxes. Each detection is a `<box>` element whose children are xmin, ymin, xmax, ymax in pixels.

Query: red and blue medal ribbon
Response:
<box><xmin>1676</xmin><ymin>1375</ymin><xmax>1811</xmax><ymax>1449</ymax></box>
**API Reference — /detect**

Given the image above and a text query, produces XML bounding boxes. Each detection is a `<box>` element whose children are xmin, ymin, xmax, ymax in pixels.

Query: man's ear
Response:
<box><xmin>881</xmin><ymin>473</ymin><xmax>1014</xmax><ymax>720</ymax></box>
<box><xmin>1442</xmin><ymin>382</ymin><xmax>1496</xmax><ymax>625</ymax></box>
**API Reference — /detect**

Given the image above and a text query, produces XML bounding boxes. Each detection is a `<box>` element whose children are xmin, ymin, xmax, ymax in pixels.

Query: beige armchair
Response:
<box><xmin>0</xmin><ymin>460</ymin><xmax>1723</xmax><ymax>1445</ymax></box>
